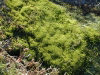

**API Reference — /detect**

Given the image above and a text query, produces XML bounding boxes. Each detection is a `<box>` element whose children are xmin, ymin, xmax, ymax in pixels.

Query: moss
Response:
<box><xmin>0</xmin><ymin>0</ymin><xmax>100</xmax><ymax>74</ymax></box>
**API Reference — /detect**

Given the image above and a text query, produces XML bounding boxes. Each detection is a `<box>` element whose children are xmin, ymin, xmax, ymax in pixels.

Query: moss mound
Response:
<box><xmin>0</xmin><ymin>0</ymin><xmax>100</xmax><ymax>74</ymax></box>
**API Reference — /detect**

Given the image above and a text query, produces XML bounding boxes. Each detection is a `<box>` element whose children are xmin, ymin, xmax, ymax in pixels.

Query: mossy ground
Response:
<box><xmin>0</xmin><ymin>0</ymin><xmax>100</xmax><ymax>75</ymax></box>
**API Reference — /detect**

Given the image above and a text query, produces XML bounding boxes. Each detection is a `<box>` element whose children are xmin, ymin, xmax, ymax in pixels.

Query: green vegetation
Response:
<box><xmin>0</xmin><ymin>0</ymin><xmax>100</xmax><ymax>75</ymax></box>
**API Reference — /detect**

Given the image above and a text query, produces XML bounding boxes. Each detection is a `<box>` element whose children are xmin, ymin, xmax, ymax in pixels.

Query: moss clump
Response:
<box><xmin>0</xmin><ymin>0</ymin><xmax>100</xmax><ymax>74</ymax></box>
